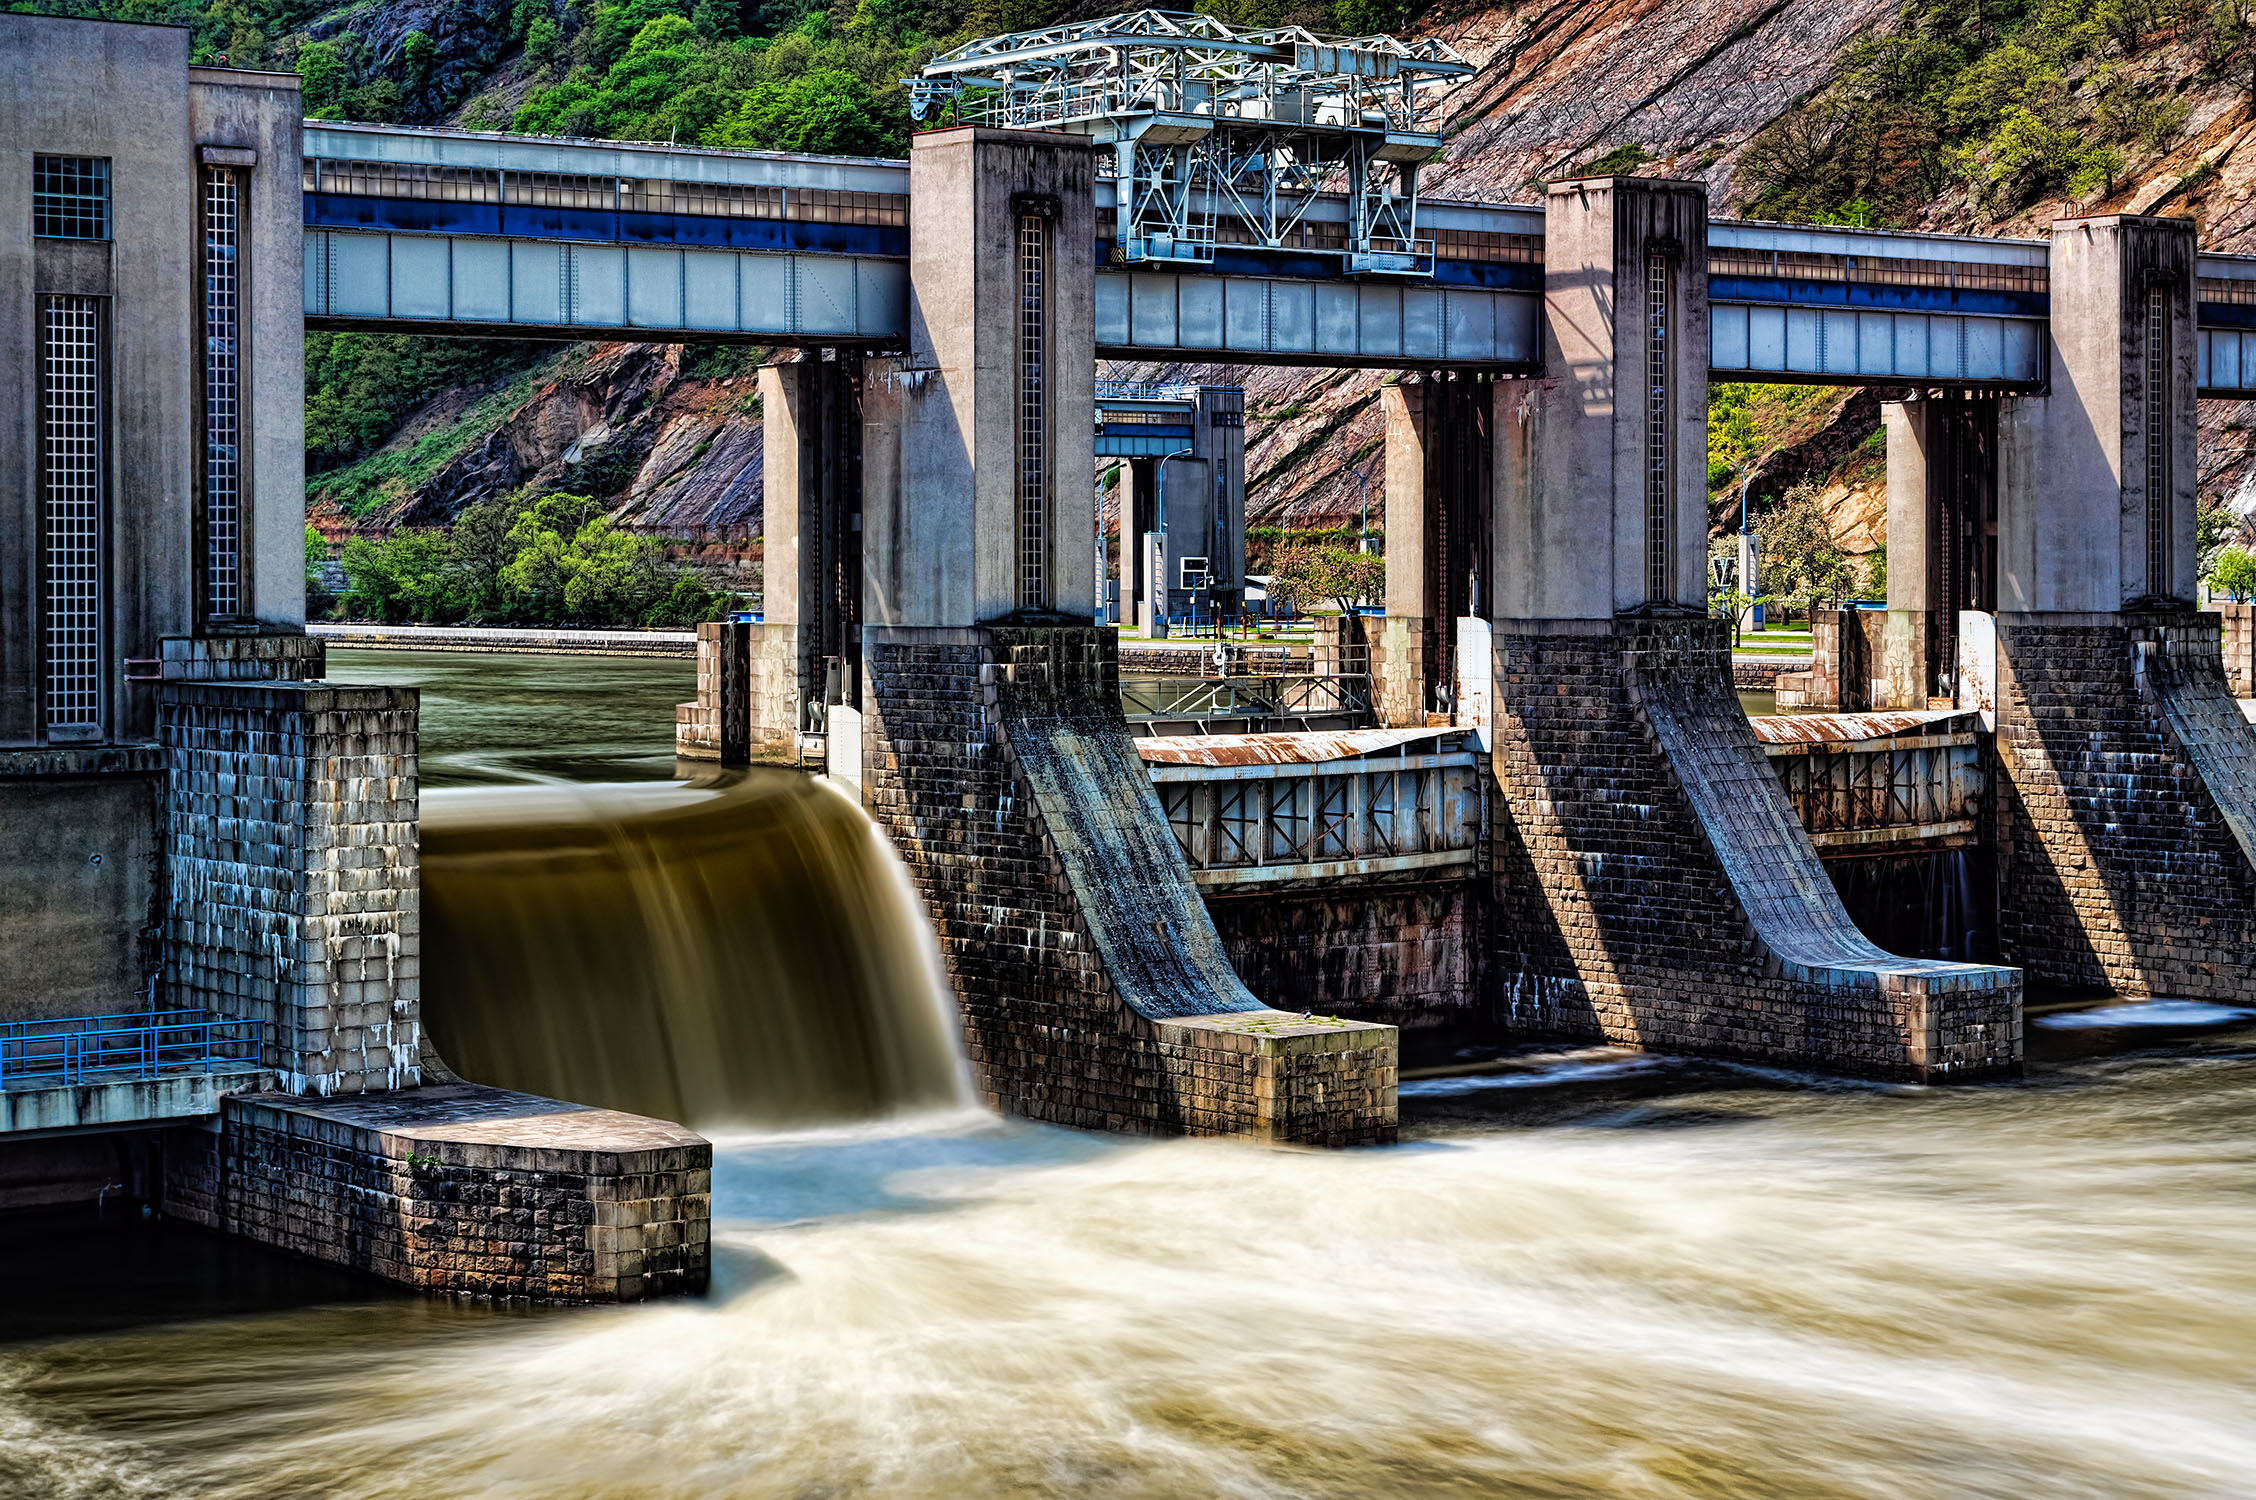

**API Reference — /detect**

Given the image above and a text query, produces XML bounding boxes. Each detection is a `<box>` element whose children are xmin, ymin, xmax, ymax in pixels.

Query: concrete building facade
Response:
<box><xmin>0</xmin><ymin>16</ymin><xmax>311</xmax><ymax>1023</ymax></box>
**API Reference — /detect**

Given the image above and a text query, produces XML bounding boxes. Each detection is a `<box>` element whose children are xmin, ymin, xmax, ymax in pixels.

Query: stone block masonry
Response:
<box><xmin>1994</xmin><ymin>611</ymin><xmax>2256</xmax><ymax>995</ymax></box>
<box><xmin>160</xmin><ymin>678</ymin><xmax>420</xmax><ymax>1095</ymax></box>
<box><xmin>676</xmin><ymin>619</ymin><xmax>810</xmax><ymax>764</ymax></box>
<box><xmin>862</xmin><ymin>624</ymin><xmax>1396</xmax><ymax>1145</ymax></box>
<box><xmin>163</xmin><ymin>1084</ymin><xmax>710</xmax><ymax>1302</ymax></box>
<box><xmin>1208</xmin><ymin>881</ymin><xmax>1484</xmax><ymax>1067</ymax></box>
<box><xmin>1490</xmin><ymin>616</ymin><xmax>2020</xmax><ymax>1081</ymax></box>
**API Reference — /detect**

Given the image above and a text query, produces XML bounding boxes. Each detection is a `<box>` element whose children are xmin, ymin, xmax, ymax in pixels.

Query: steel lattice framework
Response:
<box><xmin>910</xmin><ymin>9</ymin><xmax>1471</xmax><ymax>276</ymax></box>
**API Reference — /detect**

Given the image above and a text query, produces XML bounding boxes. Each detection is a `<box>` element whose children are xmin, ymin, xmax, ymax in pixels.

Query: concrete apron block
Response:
<box><xmin>166</xmin><ymin>1084</ymin><xmax>711</xmax><ymax>1303</ymax></box>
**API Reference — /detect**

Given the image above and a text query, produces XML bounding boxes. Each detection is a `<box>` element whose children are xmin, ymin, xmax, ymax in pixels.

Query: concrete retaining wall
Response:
<box><xmin>0</xmin><ymin>748</ymin><xmax>166</xmax><ymax>1021</ymax></box>
<box><xmin>162</xmin><ymin>1084</ymin><xmax>709</xmax><ymax>1302</ymax></box>
<box><xmin>313</xmin><ymin>624</ymin><xmax>697</xmax><ymax>657</ymax></box>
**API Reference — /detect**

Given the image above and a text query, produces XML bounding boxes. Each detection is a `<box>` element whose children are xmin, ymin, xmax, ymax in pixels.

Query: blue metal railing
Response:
<box><xmin>0</xmin><ymin>1010</ymin><xmax>262</xmax><ymax>1091</ymax></box>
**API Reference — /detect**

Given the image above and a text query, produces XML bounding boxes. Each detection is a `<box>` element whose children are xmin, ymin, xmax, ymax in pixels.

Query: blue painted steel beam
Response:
<box><xmin>1709</xmin><ymin>274</ymin><xmax>2048</xmax><ymax>320</ymax></box>
<box><xmin>306</xmin><ymin>194</ymin><xmax>909</xmax><ymax>257</ymax></box>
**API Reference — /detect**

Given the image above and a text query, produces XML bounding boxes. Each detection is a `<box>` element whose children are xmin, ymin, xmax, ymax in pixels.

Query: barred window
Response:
<box><xmin>1431</xmin><ymin>228</ymin><xmax>1544</xmax><ymax>264</ymax></box>
<box><xmin>203</xmin><ymin>167</ymin><xmax>243</xmax><ymax>618</ymax></box>
<box><xmin>34</xmin><ymin>156</ymin><xmax>110</xmax><ymax>241</ymax></box>
<box><xmin>1709</xmin><ymin>245</ymin><xmax>2048</xmax><ymax>295</ymax></box>
<box><xmin>2200</xmin><ymin>275</ymin><xmax>2256</xmax><ymax>307</ymax></box>
<box><xmin>1017</xmin><ymin>211</ymin><xmax>1050</xmax><ymax>611</ymax></box>
<box><xmin>787</xmin><ymin>188</ymin><xmax>908</xmax><ymax>226</ymax></box>
<box><xmin>42</xmin><ymin>296</ymin><xmax>103</xmax><ymax>736</ymax></box>
<box><xmin>307</xmin><ymin>159</ymin><xmax>502</xmax><ymax>202</ymax></box>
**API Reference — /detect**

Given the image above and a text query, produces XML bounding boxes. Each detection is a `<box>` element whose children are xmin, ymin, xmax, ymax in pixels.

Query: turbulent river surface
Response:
<box><xmin>5</xmin><ymin>650</ymin><xmax>2254</xmax><ymax>1499</ymax></box>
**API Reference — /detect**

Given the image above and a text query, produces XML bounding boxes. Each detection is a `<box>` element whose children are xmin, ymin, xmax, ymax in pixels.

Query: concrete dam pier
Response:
<box><xmin>8</xmin><ymin>7</ymin><xmax>2256</xmax><ymax>1304</ymax></box>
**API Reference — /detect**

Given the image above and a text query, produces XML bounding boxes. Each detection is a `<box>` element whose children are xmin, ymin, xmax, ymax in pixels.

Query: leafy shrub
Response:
<box><xmin>337</xmin><ymin>492</ymin><xmax>728</xmax><ymax>626</ymax></box>
<box><xmin>2209</xmin><ymin>547</ymin><xmax>2256</xmax><ymax>602</ymax></box>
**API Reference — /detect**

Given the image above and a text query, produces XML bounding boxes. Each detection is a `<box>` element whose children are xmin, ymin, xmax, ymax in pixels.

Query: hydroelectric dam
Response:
<box><xmin>5</xmin><ymin>1</ymin><xmax>2256</xmax><ymax>1337</ymax></box>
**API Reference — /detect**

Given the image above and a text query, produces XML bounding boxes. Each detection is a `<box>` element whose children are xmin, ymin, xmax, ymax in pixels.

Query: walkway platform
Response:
<box><xmin>311</xmin><ymin>623</ymin><xmax>698</xmax><ymax>657</ymax></box>
<box><xmin>0</xmin><ymin>1066</ymin><xmax>269</xmax><ymax>1135</ymax></box>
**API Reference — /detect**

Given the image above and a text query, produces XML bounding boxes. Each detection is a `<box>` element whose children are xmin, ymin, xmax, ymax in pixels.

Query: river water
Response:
<box><xmin>4</xmin><ymin>650</ymin><xmax>2253</xmax><ymax>1499</ymax></box>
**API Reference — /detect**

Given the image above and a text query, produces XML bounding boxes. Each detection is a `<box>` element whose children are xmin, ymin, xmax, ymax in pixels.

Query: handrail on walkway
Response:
<box><xmin>0</xmin><ymin>1009</ymin><xmax>263</xmax><ymax>1091</ymax></box>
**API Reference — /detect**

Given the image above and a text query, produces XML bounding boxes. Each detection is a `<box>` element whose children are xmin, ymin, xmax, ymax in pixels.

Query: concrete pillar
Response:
<box><xmin>160</xmin><ymin>673</ymin><xmax>420</xmax><ymax>1096</ymax></box>
<box><xmin>863</xmin><ymin>127</ymin><xmax>1097</xmax><ymax>628</ymax></box>
<box><xmin>1378</xmin><ymin>382</ymin><xmax>1432</xmax><ymax>726</ymax></box>
<box><xmin>2000</xmin><ymin>217</ymin><xmax>2200</xmax><ymax>614</ymax></box>
<box><xmin>1496</xmin><ymin>177</ymin><xmax>1711</xmax><ymax>623</ymax></box>
<box><xmin>859</xmin><ymin>128</ymin><xmax>1397</xmax><ymax>1142</ymax></box>
<box><xmin>1984</xmin><ymin>215</ymin><xmax>2256</xmax><ymax>997</ymax></box>
<box><xmin>1486</xmin><ymin>176</ymin><xmax>2019</xmax><ymax>1082</ymax></box>
<box><xmin>1379</xmin><ymin>375</ymin><xmax>1492</xmax><ymax>725</ymax></box>
<box><xmin>1880</xmin><ymin>399</ymin><xmax>1935</xmax><ymax>709</ymax></box>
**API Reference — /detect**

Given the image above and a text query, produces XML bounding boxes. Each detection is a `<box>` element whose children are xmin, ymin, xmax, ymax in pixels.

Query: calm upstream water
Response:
<box><xmin>3</xmin><ymin>650</ymin><xmax>2254</xmax><ymax>1499</ymax></box>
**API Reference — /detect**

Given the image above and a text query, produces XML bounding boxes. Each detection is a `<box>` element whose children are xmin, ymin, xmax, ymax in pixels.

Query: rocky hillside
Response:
<box><xmin>271</xmin><ymin>0</ymin><xmax>2256</xmax><ymax>550</ymax></box>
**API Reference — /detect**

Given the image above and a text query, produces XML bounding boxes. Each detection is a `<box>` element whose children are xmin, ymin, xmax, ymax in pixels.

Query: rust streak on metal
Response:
<box><xmin>1746</xmin><ymin>709</ymin><xmax>1977</xmax><ymax>745</ymax></box>
<box><xmin>1136</xmin><ymin>727</ymin><xmax>1459</xmax><ymax>766</ymax></box>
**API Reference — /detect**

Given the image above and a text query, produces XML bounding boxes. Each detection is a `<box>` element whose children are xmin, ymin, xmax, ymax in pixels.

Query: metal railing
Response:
<box><xmin>1122</xmin><ymin>659</ymin><xmax>1371</xmax><ymax>723</ymax></box>
<box><xmin>0</xmin><ymin>1010</ymin><xmax>262</xmax><ymax>1091</ymax></box>
<box><xmin>1094</xmin><ymin>380</ymin><xmax>1204</xmax><ymax>402</ymax></box>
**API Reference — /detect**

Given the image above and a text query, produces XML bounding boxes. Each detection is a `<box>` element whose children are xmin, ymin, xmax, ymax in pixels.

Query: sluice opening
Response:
<box><xmin>419</xmin><ymin>770</ymin><xmax>970</xmax><ymax>1128</ymax></box>
<box><xmin>1825</xmin><ymin>847</ymin><xmax>1996</xmax><ymax>964</ymax></box>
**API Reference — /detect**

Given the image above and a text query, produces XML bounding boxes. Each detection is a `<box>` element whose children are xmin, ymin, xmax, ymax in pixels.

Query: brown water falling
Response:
<box><xmin>418</xmin><ymin>770</ymin><xmax>969</xmax><ymax>1127</ymax></box>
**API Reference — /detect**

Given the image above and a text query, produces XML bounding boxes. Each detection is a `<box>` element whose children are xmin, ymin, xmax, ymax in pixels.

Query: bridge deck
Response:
<box><xmin>296</xmin><ymin>123</ymin><xmax>2256</xmax><ymax>390</ymax></box>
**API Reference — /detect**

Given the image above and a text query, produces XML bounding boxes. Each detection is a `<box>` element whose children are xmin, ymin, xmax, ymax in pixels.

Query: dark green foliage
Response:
<box><xmin>1736</xmin><ymin>0</ymin><xmax>2220</xmax><ymax>223</ymax></box>
<box><xmin>338</xmin><ymin>492</ymin><xmax>730</xmax><ymax>625</ymax></box>
<box><xmin>304</xmin><ymin>334</ymin><xmax>556</xmax><ymax>473</ymax></box>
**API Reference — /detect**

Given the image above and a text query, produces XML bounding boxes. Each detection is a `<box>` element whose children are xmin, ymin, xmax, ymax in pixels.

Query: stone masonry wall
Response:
<box><xmin>163</xmin><ymin>1085</ymin><xmax>709</xmax><ymax>1302</ymax></box>
<box><xmin>1490</xmin><ymin>617</ymin><xmax>2019</xmax><ymax>1080</ymax></box>
<box><xmin>2215</xmin><ymin>602</ymin><xmax>2255</xmax><ymax>699</ymax></box>
<box><xmin>862</xmin><ymin>624</ymin><xmax>1395</xmax><ymax>1144</ymax></box>
<box><xmin>1994</xmin><ymin>612</ymin><xmax>2256</xmax><ymax>995</ymax></box>
<box><xmin>160</xmin><ymin>680</ymin><xmax>420</xmax><ymax>1095</ymax></box>
<box><xmin>1207</xmin><ymin>881</ymin><xmax>1482</xmax><ymax>1066</ymax></box>
<box><xmin>675</xmin><ymin>620</ymin><xmax>802</xmax><ymax>763</ymax></box>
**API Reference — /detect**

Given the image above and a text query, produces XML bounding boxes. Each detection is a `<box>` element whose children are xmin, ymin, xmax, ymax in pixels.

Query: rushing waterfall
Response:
<box><xmin>418</xmin><ymin>770</ymin><xmax>970</xmax><ymax>1127</ymax></box>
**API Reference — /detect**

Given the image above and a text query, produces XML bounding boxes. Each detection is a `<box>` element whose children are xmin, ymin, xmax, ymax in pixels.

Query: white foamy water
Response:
<box><xmin>2037</xmin><ymin>1000</ymin><xmax>2256</xmax><ymax>1030</ymax></box>
<box><xmin>8</xmin><ymin>1041</ymin><xmax>2256</xmax><ymax>1500</ymax></box>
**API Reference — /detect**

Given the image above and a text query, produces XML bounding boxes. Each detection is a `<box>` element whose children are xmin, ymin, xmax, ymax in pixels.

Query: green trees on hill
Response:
<box><xmin>337</xmin><ymin>493</ymin><xmax>729</xmax><ymax>627</ymax></box>
<box><xmin>507</xmin><ymin>0</ymin><xmax>938</xmax><ymax>152</ymax></box>
<box><xmin>1738</xmin><ymin>0</ymin><xmax>2244</xmax><ymax>224</ymax></box>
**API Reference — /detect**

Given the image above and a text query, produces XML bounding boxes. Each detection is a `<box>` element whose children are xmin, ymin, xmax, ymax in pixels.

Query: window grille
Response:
<box><xmin>34</xmin><ymin>156</ymin><xmax>109</xmax><ymax>241</ymax></box>
<box><xmin>202</xmin><ymin>167</ymin><xmax>242</xmax><ymax>618</ymax></box>
<box><xmin>2146</xmin><ymin>282</ymin><xmax>2170</xmax><ymax>597</ymax></box>
<box><xmin>1645</xmin><ymin>252</ymin><xmax>1671</xmax><ymax>604</ymax></box>
<box><xmin>2199</xmin><ymin>275</ymin><xmax>2256</xmax><ymax>307</ymax></box>
<box><xmin>1314</xmin><ymin>775</ymin><xmax>1353</xmax><ymax>860</ymax></box>
<box><xmin>1161</xmin><ymin>783</ymin><xmax>1197</xmax><ymax>858</ymax></box>
<box><xmin>1267</xmin><ymin>778</ymin><xmax>1308</xmax><ymax>861</ymax></box>
<box><xmin>1017</xmin><ymin>211</ymin><xmax>1050</xmax><ymax>611</ymax></box>
<box><xmin>1214</xmin><ymin>784</ymin><xmax>1256</xmax><ymax>866</ymax></box>
<box><xmin>42</xmin><ymin>297</ymin><xmax>103</xmax><ymax>736</ymax></box>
